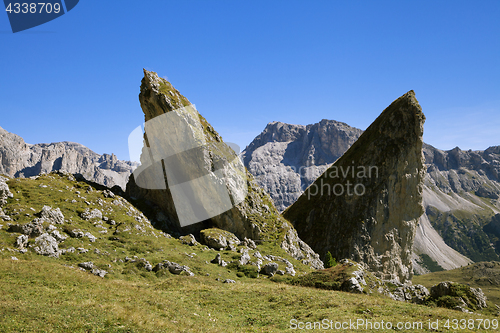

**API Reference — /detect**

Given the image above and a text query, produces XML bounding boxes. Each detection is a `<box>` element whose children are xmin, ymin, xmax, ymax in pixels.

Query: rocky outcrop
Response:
<box><xmin>242</xmin><ymin>117</ymin><xmax>500</xmax><ymax>272</ymax></box>
<box><xmin>200</xmin><ymin>228</ymin><xmax>241</xmax><ymax>250</ymax></box>
<box><xmin>242</xmin><ymin>121</ymin><xmax>472</xmax><ymax>274</ymax></box>
<box><xmin>284</xmin><ymin>91</ymin><xmax>426</xmax><ymax>283</ymax></box>
<box><xmin>153</xmin><ymin>260</ymin><xmax>194</xmax><ymax>276</ymax></box>
<box><xmin>34</xmin><ymin>233</ymin><xmax>60</xmax><ymax>257</ymax></box>
<box><xmin>429</xmin><ymin>281</ymin><xmax>487</xmax><ymax>312</ymax></box>
<box><xmin>0</xmin><ymin>175</ymin><xmax>13</xmax><ymax>219</ymax></box>
<box><xmin>126</xmin><ymin>69</ymin><xmax>323</xmax><ymax>269</ymax></box>
<box><xmin>0</xmin><ymin>126</ymin><xmax>136</xmax><ymax>190</ymax></box>
<box><xmin>242</xmin><ymin>120</ymin><xmax>362</xmax><ymax>212</ymax></box>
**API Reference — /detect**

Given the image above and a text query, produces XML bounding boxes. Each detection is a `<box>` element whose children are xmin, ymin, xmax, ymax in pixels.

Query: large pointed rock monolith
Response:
<box><xmin>283</xmin><ymin>91</ymin><xmax>425</xmax><ymax>282</ymax></box>
<box><xmin>126</xmin><ymin>69</ymin><xmax>323</xmax><ymax>269</ymax></box>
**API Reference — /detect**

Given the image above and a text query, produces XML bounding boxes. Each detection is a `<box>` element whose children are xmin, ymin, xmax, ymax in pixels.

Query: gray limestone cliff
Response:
<box><xmin>283</xmin><ymin>90</ymin><xmax>426</xmax><ymax>283</ymax></box>
<box><xmin>241</xmin><ymin>120</ymin><xmax>362</xmax><ymax>212</ymax></box>
<box><xmin>0</xmin><ymin>126</ymin><xmax>136</xmax><ymax>190</ymax></box>
<box><xmin>126</xmin><ymin>69</ymin><xmax>323</xmax><ymax>269</ymax></box>
<box><xmin>416</xmin><ymin>144</ymin><xmax>500</xmax><ymax>264</ymax></box>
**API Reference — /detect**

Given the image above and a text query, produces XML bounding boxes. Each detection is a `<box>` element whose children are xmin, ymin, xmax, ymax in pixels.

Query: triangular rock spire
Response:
<box><xmin>283</xmin><ymin>90</ymin><xmax>426</xmax><ymax>283</ymax></box>
<box><xmin>126</xmin><ymin>69</ymin><xmax>324</xmax><ymax>269</ymax></box>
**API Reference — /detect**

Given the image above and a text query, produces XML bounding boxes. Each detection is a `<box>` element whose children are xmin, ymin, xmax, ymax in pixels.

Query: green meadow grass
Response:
<box><xmin>0</xmin><ymin>173</ymin><xmax>499</xmax><ymax>332</ymax></box>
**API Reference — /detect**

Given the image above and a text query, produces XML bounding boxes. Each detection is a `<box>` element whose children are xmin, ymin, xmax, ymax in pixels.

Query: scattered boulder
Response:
<box><xmin>153</xmin><ymin>260</ymin><xmax>193</xmax><ymax>276</ymax></box>
<box><xmin>34</xmin><ymin>233</ymin><xmax>59</xmax><ymax>257</ymax></box>
<box><xmin>200</xmin><ymin>228</ymin><xmax>240</xmax><ymax>250</ymax></box>
<box><xmin>39</xmin><ymin>206</ymin><xmax>64</xmax><ymax>224</ymax></box>
<box><xmin>180</xmin><ymin>234</ymin><xmax>198</xmax><ymax>246</ymax></box>
<box><xmin>79</xmin><ymin>262</ymin><xmax>108</xmax><ymax>277</ymax></box>
<box><xmin>285</xmin><ymin>265</ymin><xmax>296</xmax><ymax>276</ymax></box>
<box><xmin>223</xmin><ymin>279</ymin><xmax>236</xmax><ymax>283</ymax></box>
<box><xmin>260</xmin><ymin>262</ymin><xmax>279</xmax><ymax>276</ymax></box>
<box><xmin>62</xmin><ymin>247</ymin><xmax>75</xmax><ymax>254</ymax></box>
<box><xmin>210</xmin><ymin>253</ymin><xmax>227</xmax><ymax>267</ymax></box>
<box><xmin>9</xmin><ymin>218</ymin><xmax>44</xmax><ymax>236</ymax></box>
<box><xmin>91</xmin><ymin>268</ymin><xmax>108</xmax><ymax>278</ymax></box>
<box><xmin>50</xmin><ymin>230</ymin><xmax>67</xmax><ymax>242</ymax></box>
<box><xmin>136</xmin><ymin>258</ymin><xmax>153</xmax><ymax>271</ymax></box>
<box><xmin>84</xmin><ymin>232</ymin><xmax>97</xmax><ymax>242</ymax></box>
<box><xmin>0</xmin><ymin>212</ymin><xmax>10</xmax><ymax>221</ymax></box>
<box><xmin>103</xmin><ymin>190</ymin><xmax>115</xmax><ymax>198</ymax></box>
<box><xmin>78</xmin><ymin>262</ymin><xmax>94</xmax><ymax>270</ymax></box>
<box><xmin>80</xmin><ymin>208</ymin><xmax>103</xmax><ymax>220</ymax></box>
<box><xmin>152</xmin><ymin>263</ymin><xmax>163</xmax><ymax>272</ymax></box>
<box><xmin>389</xmin><ymin>284</ymin><xmax>429</xmax><ymax>304</ymax></box>
<box><xmin>429</xmin><ymin>281</ymin><xmax>487</xmax><ymax>311</ymax></box>
<box><xmin>0</xmin><ymin>176</ymin><xmax>13</xmax><ymax>207</ymax></box>
<box><xmin>168</xmin><ymin>262</ymin><xmax>194</xmax><ymax>276</ymax></box>
<box><xmin>15</xmin><ymin>235</ymin><xmax>28</xmax><ymax>249</ymax></box>
<box><xmin>342</xmin><ymin>277</ymin><xmax>365</xmax><ymax>294</ymax></box>
<box><xmin>242</xmin><ymin>237</ymin><xmax>257</xmax><ymax>249</ymax></box>
<box><xmin>69</xmin><ymin>229</ymin><xmax>84</xmax><ymax>238</ymax></box>
<box><xmin>239</xmin><ymin>251</ymin><xmax>251</xmax><ymax>265</ymax></box>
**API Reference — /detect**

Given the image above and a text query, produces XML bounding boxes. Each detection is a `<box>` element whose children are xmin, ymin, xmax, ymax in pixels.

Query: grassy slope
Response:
<box><xmin>2</xmin><ymin>258</ymin><xmax>496</xmax><ymax>333</ymax></box>
<box><xmin>0</xmin><ymin>173</ymin><xmax>499</xmax><ymax>332</ymax></box>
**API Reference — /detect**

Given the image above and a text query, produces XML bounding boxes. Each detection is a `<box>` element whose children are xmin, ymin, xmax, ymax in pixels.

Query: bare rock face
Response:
<box><xmin>0</xmin><ymin>126</ymin><xmax>136</xmax><ymax>190</ymax></box>
<box><xmin>0</xmin><ymin>175</ymin><xmax>13</xmax><ymax>208</ymax></box>
<box><xmin>283</xmin><ymin>91</ymin><xmax>425</xmax><ymax>283</ymax></box>
<box><xmin>126</xmin><ymin>69</ymin><xmax>323</xmax><ymax>269</ymax></box>
<box><xmin>241</xmin><ymin>120</ymin><xmax>362</xmax><ymax>212</ymax></box>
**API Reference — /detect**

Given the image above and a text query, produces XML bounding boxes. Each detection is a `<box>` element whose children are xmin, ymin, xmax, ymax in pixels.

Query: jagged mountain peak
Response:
<box><xmin>0</xmin><ymin>125</ymin><xmax>136</xmax><ymax>190</ymax></box>
<box><xmin>241</xmin><ymin>118</ymin><xmax>363</xmax><ymax>211</ymax></box>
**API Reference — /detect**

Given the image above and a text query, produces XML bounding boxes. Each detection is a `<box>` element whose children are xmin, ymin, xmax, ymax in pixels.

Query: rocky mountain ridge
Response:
<box><xmin>417</xmin><ymin>144</ymin><xmax>500</xmax><ymax>265</ymax></box>
<box><xmin>0</xmin><ymin>125</ymin><xmax>137</xmax><ymax>190</ymax></box>
<box><xmin>241</xmin><ymin>120</ymin><xmax>363</xmax><ymax>212</ymax></box>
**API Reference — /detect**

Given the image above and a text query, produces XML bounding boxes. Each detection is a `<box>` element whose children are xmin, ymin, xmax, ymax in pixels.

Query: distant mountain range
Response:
<box><xmin>242</xmin><ymin>120</ymin><xmax>500</xmax><ymax>273</ymax></box>
<box><xmin>0</xmin><ymin>125</ymin><xmax>136</xmax><ymax>190</ymax></box>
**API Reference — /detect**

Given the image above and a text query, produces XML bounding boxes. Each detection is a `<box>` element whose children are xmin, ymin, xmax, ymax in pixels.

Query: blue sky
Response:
<box><xmin>1</xmin><ymin>0</ymin><xmax>499</xmax><ymax>161</ymax></box>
